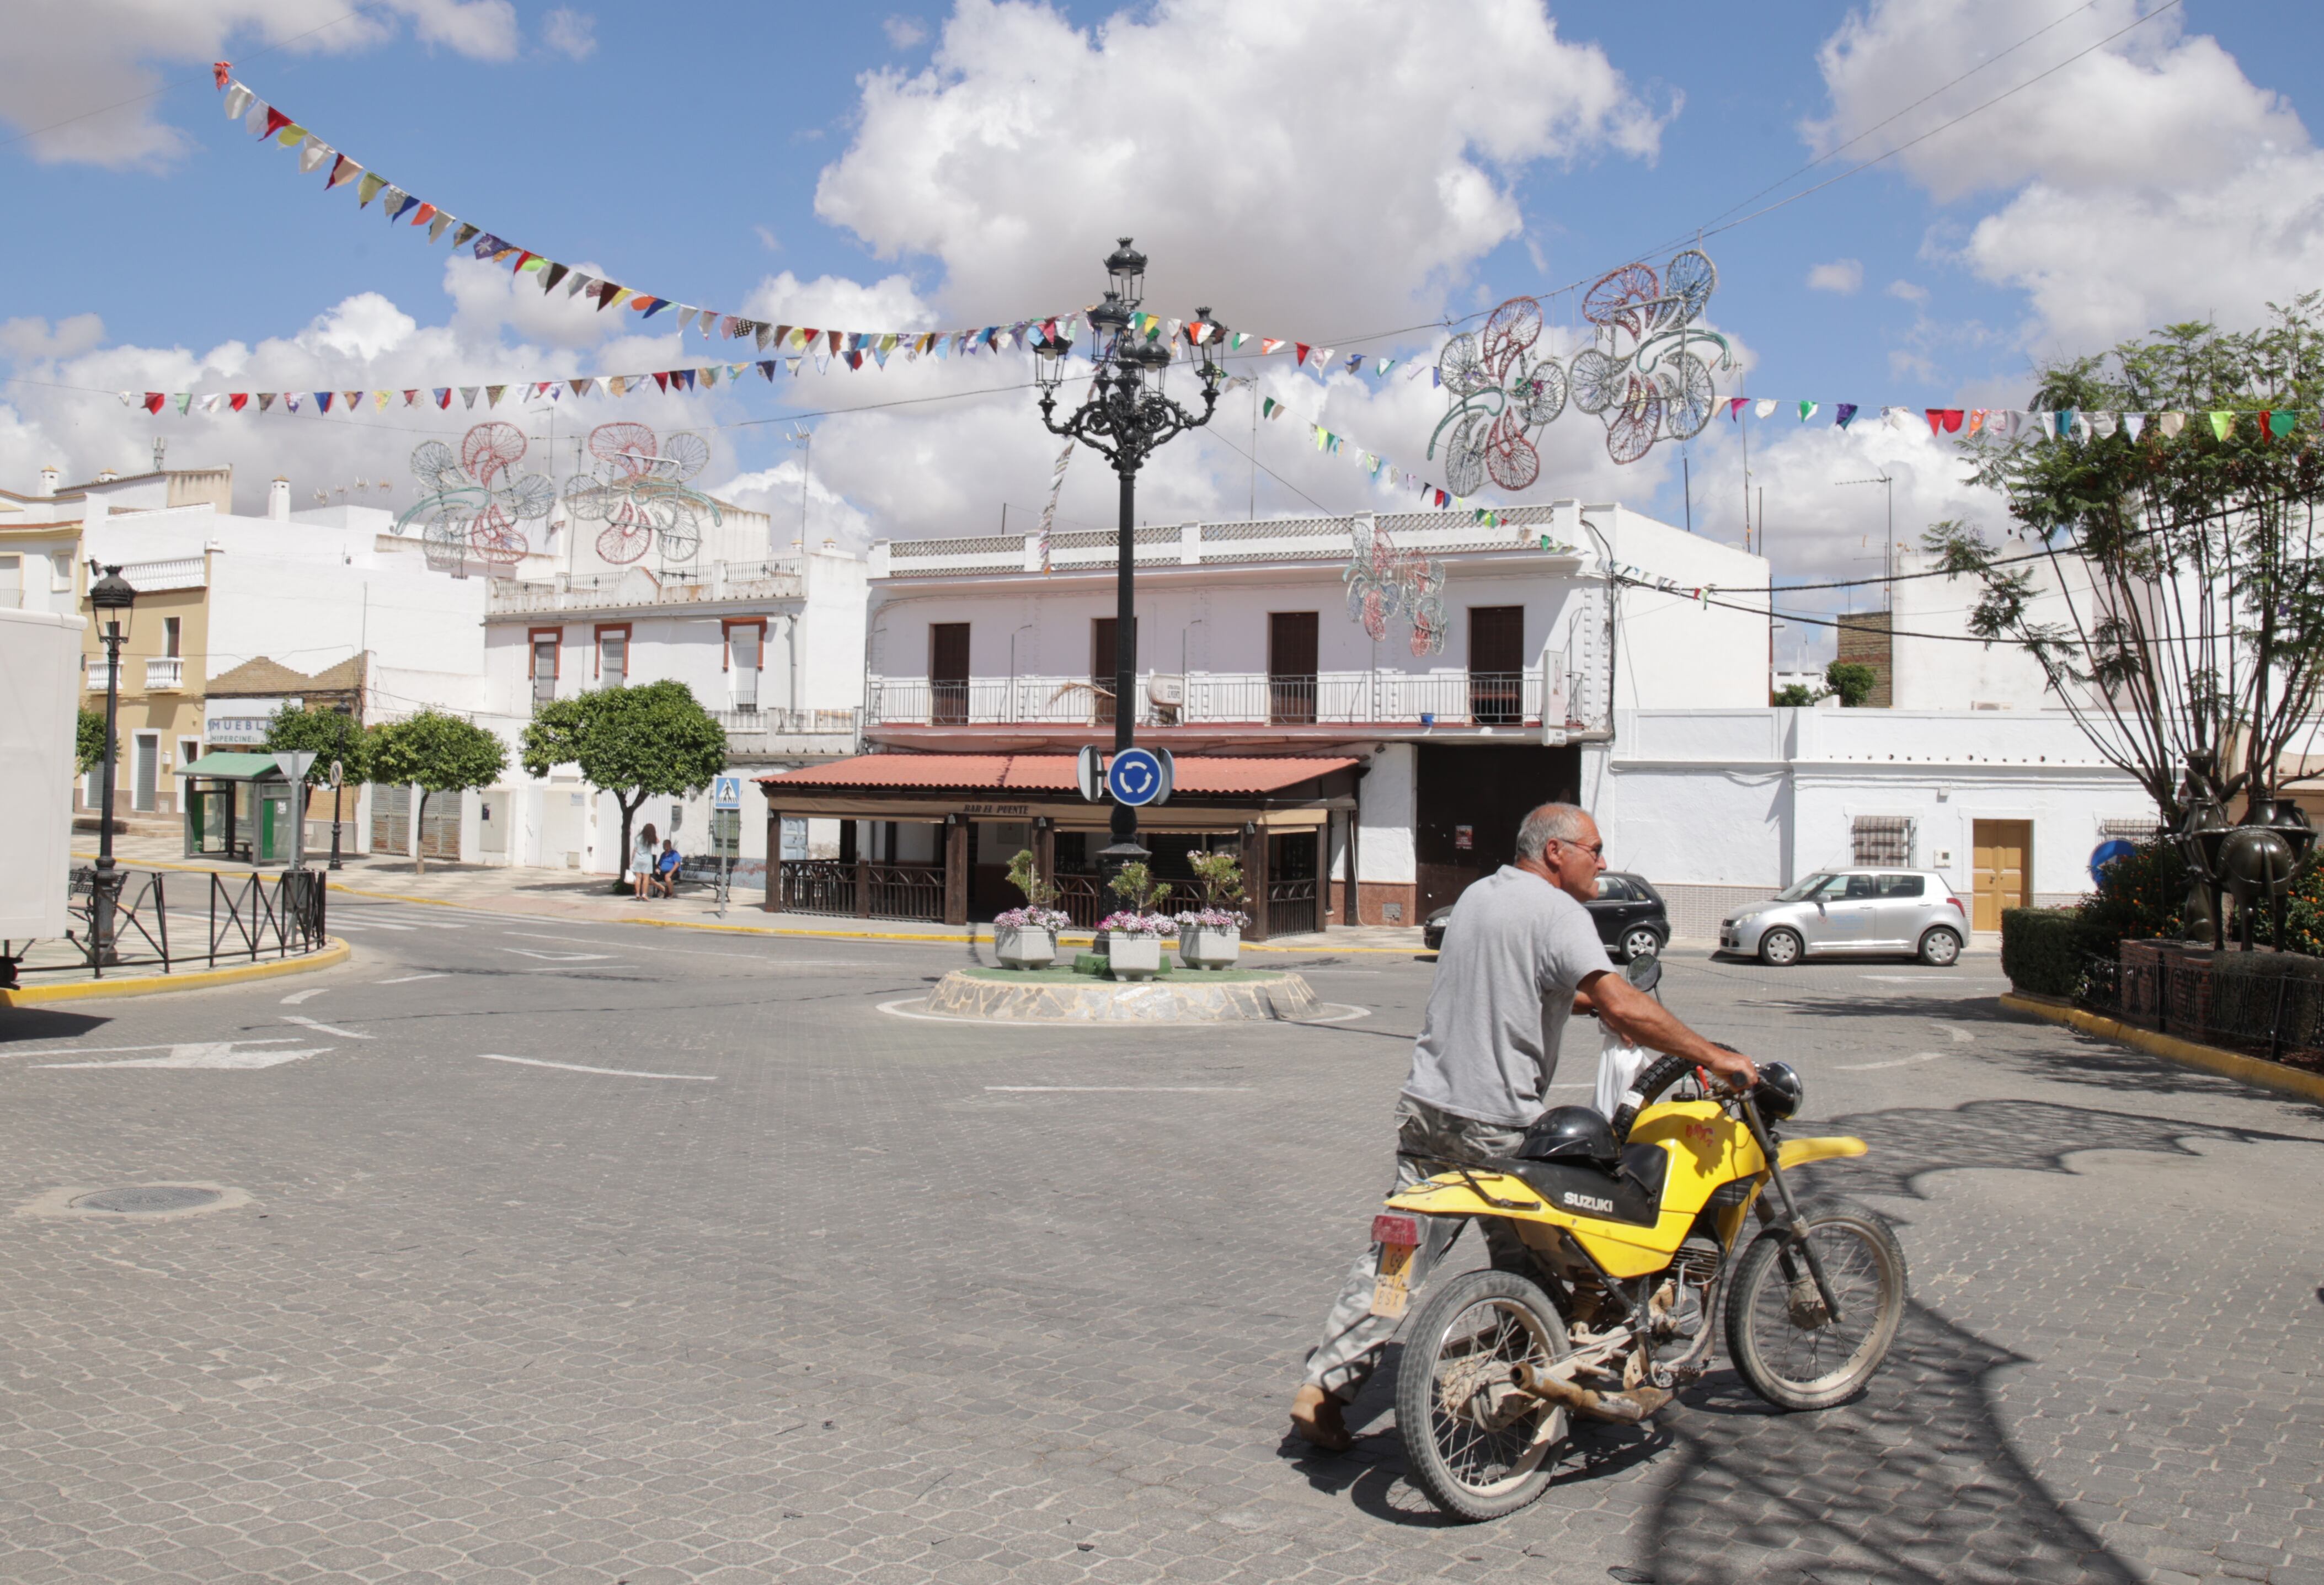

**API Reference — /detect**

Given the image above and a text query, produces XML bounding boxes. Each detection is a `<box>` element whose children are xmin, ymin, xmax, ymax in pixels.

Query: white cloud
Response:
<box><xmin>882</xmin><ymin>14</ymin><xmax>928</xmax><ymax>48</ymax></box>
<box><xmin>814</xmin><ymin>0</ymin><xmax>1672</xmax><ymax>330</ymax></box>
<box><xmin>541</xmin><ymin>7</ymin><xmax>596</xmax><ymax>60</ymax></box>
<box><xmin>1884</xmin><ymin>279</ymin><xmax>1928</xmax><ymax>304</ymax></box>
<box><xmin>0</xmin><ymin>313</ymin><xmax>107</xmax><ymax>361</ymax></box>
<box><xmin>1806</xmin><ymin>259</ymin><xmax>1863</xmax><ymax>294</ymax></box>
<box><xmin>1</xmin><ymin>0</ymin><xmax>519</xmax><ymax>168</ymax></box>
<box><xmin>1810</xmin><ymin>0</ymin><xmax>2324</xmax><ymax>346</ymax></box>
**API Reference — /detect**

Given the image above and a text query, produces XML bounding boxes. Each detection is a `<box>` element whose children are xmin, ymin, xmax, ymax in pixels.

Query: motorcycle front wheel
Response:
<box><xmin>1723</xmin><ymin>1195</ymin><xmax>1908</xmax><ymax>1411</ymax></box>
<box><xmin>1395</xmin><ymin>1268</ymin><xmax>1571</xmax><ymax>1521</ymax></box>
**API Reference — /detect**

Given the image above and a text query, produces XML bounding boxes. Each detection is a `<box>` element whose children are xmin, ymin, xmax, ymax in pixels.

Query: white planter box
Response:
<box><xmin>1107</xmin><ymin>935</ymin><xmax>1164</xmax><ymax>980</ymax></box>
<box><xmin>993</xmin><ymin>925</ymin><xmax>1056</xmax><ymax>969</ymax></box>
<box><xmin>1179</xmin><ymin>926</ymin><xmax>1242</xmax><ymax>969</ymax></box>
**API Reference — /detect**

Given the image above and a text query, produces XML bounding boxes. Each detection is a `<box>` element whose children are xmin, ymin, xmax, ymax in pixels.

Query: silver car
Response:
<box><xmin>1718</xmin><ymin>868</ymin><xmax>1968</xmax><ymax>967</ymax></box>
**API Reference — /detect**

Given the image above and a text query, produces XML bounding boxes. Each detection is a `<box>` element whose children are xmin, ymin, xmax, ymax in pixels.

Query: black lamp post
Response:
<box><xmin>86</xmin><ymin>562</ymin><xmax>137</xmax><ymax>964</ymax></box>
<box><xmin>1034</xmin><ymin>238</ymin><xmax>1228</xmax><ymax>872</ymax></box>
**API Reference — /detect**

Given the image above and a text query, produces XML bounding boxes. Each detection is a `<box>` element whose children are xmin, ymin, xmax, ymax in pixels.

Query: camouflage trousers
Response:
<box><xmin>1301</xmin><ymin>1095</ymin><xmax>1530</xmax><ymax>1402</ymax></box>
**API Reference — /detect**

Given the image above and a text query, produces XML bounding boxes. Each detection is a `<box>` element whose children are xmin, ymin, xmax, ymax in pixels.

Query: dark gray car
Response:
<box><xmin>1424</xmin><ymin>871</ymin><xmax>1670</xmax><ymax>961</ymax></box>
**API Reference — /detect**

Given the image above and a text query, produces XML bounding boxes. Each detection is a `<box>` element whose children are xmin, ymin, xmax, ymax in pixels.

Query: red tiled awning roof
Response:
<box><xmin>756</xmin><ymin>754</ymin><xmax>1356</xmax><ymax>795</ymax></box>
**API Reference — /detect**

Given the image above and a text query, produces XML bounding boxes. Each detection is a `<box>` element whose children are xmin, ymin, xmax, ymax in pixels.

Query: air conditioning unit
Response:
<box><xmin>1147</xmin><ymin>673</ymin><xmax>1185</xmax><ymax>706</ymax></box>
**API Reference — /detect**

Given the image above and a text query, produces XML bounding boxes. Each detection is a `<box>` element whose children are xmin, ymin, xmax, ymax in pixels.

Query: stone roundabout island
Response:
<box><xmin>924</xmin><ymin>964</ymin><xmax>1324</xmax><ymax>1023</ymax></box>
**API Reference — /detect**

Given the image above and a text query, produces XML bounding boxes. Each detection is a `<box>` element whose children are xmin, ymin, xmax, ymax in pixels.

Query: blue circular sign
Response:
<box><xmin>1107</xmin><ymin>748</ymin><xmax>1166</xmax><ymax>808</ymax></box>
<box><xmin>2090</xmin><ymin>837</ymin><xmax>2137</xmax><ymax>884</ymax></box>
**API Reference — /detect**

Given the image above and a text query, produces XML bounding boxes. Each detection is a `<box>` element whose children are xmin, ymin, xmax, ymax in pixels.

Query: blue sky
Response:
<box><xmin>7</xmin><ymin>1</ymin><xmax>2322</xmax><ymax>661</ymax></box>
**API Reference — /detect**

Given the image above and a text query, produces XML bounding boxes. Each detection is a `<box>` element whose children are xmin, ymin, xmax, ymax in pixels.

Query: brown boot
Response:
<box><xmin>1289</xmin><ymin>1383</ymin><xmax>1351</xmax><ymax>1452</ymax></box>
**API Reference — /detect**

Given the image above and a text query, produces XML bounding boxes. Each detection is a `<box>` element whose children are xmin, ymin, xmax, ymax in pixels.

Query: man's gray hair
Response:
<box><xmin>1514</xmin><ymin>802</ymin><xmax>1593</xmax><ymax>861</ymax></box>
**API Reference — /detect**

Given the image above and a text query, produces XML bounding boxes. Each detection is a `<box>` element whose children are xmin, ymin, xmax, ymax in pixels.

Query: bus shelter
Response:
<box><xmin>179</xmin><ymin>753</ymin><xmax>297</xmax><ymax>864</ymax></box>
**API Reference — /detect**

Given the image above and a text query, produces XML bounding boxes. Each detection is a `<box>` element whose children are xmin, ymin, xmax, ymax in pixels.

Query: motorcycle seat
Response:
<box><xmin>1504</xmin><ymin>1143</ymin><xmax>1668</xmax><ymax>1227</ymax></box>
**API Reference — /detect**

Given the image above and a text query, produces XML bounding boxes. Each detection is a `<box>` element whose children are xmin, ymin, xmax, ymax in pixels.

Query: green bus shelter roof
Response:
<box><xmin>180</xmin><ymin>752</ymin><xmax>291</xmax><ymax>781</ymax></box>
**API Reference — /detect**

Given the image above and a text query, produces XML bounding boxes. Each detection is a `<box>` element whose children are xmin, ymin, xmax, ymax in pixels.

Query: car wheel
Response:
<box><xmin>1758</xmin><ymin>927</ymin><xmax>1803</xmax><ymax>968</ymax></box>
<box><xmin>1621</xmin><ymin>926</ymin><xmax>1661</xmax><ymax>963</ymax></box>
<box><xmin>1917</xmin><ymin>927</ymin><xmax>1962</xmax><ymax>967</ymax></box>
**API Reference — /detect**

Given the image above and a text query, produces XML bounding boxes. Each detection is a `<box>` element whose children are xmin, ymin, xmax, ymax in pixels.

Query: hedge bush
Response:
<box><xmin>2000</xmin><ymin>908</ymin><xmax>2113</xmax><ymax>998</ymax></box>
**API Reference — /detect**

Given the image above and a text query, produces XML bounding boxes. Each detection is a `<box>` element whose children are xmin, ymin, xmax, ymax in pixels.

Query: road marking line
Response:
<box><xmin>1940</xmin><ymin>1024</ymin><xmax>1976</xmax><ymax>1043</ymax></box>
<box><xmin>1838</xmin><ymin>1051</ymin><xmax>1948</xmax><ymax>1071</ymax></box>
<box><xmin>501</xmin><ymin>948</ymin><xmax>615</xmax><ymax>963</ymax></box>
<box><xmin>474</xmin><ymin>1053</ymin><xmax>713</xmax><ymax>1081</ymax></box>
<box><xmin>3</xmin><ymin>1039</ymin><xmax>301</xmax><ymax>1061</ymax></box>
<box><xmin>282</xmin><ymin>1015</ymin><xmax>372</xmax><ymax>1040</ymax></box>
<box><xmin>375</xmin><ymin>973</ymin><xmax>448</xmax><ymax>985</ymax></box>
<box><xmin>280</xmin><ymin>988</ymin><xmax>328</xmax><ymax>1005</ymax></box>
<box><xmin>985</xmin><ymin>1085</ymin><xmax>1253</xmax><ymax>1093</ymax></box>
<box><xmin>39</xmin><ymin>1042</ymin><xmax>328</xmax><ymax>1070</ymax></box>
<box><xmin>325</xmin><ymin>919</ymin><xmax>413</xmax><ymax>931</ymax></box>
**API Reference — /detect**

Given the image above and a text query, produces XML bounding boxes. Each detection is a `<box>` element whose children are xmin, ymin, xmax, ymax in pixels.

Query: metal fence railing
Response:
<box><xmin>773</xmin><ymin>860</ymin><xmax>944</xmax><ymax>921</ymax></box>
<box><xmin>3</xmin><ymin>867</ymin><xmax>331</xmax><ymax>981</ymax></box>
<box><xmin>2090</xmin><ymin>943</ymin><xmax>2324</xmax><ymax>1066</ymax></box>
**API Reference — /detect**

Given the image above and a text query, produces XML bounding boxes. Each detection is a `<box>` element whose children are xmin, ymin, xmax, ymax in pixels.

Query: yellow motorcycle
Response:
<box><xmin>1370</xmin><ymin>987</ymin><xmax>1907</xmax><ymax>1520</ymax></box>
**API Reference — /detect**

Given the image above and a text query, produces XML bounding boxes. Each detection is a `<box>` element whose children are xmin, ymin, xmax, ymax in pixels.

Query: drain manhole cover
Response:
<box><xmin>70</xmin><ymin>1186</ymin><xmax>222</xmax><ymax>1214</ymax></box>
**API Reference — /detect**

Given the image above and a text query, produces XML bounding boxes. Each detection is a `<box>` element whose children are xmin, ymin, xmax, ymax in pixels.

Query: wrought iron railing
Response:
<box><xmin>2099</xmin><ymin>942</ymin><xmax>2324</xmax><ymax>1066</ymax></box>
<box><xmin>1267</xmin><ymin>877</ymin><xmax>1319</xmax><ymax>937</ymax></box>
<box><xmin>774</xmin><ymin>860</ymin><xmax>944</xmax><ymax>921</ymax></box>
<box><xmin>5</xmin><ymin>867</ymin><xmax>332</xmax><ymax>980</ymax></box>
<box><xmin>1055</xmin><ymin>873</ymin><xmax>1107</xmax><ymax>928</ymax></box>
<box><xmin>865</xmin><ymin>669</ymin><xmax>1556</xmax><ymax>729</ymax></box>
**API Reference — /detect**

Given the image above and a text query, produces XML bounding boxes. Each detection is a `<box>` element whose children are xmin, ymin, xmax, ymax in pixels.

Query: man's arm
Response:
<box><xmin>1580</xmin><ymin>970</ymin><xmax>1759</xmax><ymax>1088</ymax></box>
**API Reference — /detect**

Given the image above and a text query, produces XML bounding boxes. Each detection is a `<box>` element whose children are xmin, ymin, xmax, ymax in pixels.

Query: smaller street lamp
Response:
<box><xmin>86</xmin><ymin>562</ymin><xmax>137</xmax><ymax>964</ymax></box>
<box><xmin>327</xmin><ymin>756</ymin><xmax>346</xmax><ymax>871</ymax></box>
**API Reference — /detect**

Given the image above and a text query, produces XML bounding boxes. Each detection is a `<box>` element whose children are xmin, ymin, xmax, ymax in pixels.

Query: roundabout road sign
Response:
<box><xmin>1107</xmin><ymin>747</ymin><xmax>1171</xmax><ymax>807</ymax></box>
<box><xmin>2090</xmin><ymin>836</ymin><xmax>2138</xmax><ymax>885</ymax></box>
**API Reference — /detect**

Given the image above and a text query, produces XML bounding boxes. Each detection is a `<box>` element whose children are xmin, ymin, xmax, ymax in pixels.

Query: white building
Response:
<box><xmin>1595</xmin><ymin>706</ymin><xmax>2159</xmax><ymax>937</ymax></box>
<box><xmin>472</xmin><ymin>536</ymin><xmax>868</xmax><ymax>879</ymax></box>
<box><xmin>756</xmin><ymin>500</ymin><xmax>1767</xmax><ymax>934</ymax></box>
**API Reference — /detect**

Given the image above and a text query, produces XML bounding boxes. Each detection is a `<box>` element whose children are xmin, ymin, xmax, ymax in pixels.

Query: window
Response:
<box><xmin>0</xmin><ymin>554</ymin><xmax>19</xmax><ymax>610</ymax></box>
<box><xmin>1873</xmin><ymin>874</ymin><xmax>1925</xmax><ymax>898</ymax></box>
<box><xmin>727</xmin><ymin>620</ymin><xmax>765</xmax><ymax>712</ymax></box>
<box><xmin>530</xmin><ymin>628</ymin><xmax>560</xmax><ymax>704</ymax></box>
<box><xmin>930</xmin><ymin>622</ymin><xmax>970</xmax><ymax>724</ymax></box>
<box><xmin>2099</xmin><ymin>815</ymin><xmax>2161</xmax><ymax>842</ymax></box>
<box><xmin>1851</xmin><ymin>815</ymin><xmax>1913</xmax><ymax>866</ymax></box>
<box><xmin>163</xmin><ymin>616</ymin><xmax>181</xmax><ymax>658</ymax></box>
<box><xmin>595</xmin><ymin>625</ymin><xmax>629</xmax><ymax>687</ymax></box>
<box><xmin>1594</xmin><ymin>875</ymin><xmax>1636</xmax><ymax>901</ymax></box>
<box><xmin>178</xmin><ymin>738</ymin><xmax>201</xmax><ymax>775</ymax></box>
<box><xmin>1268</xmin><ymin>611</ymin><xmax>1318</xmax><ymax>725</ymax></box>
<box><xmin>51</xmin><ymin>552</ymin><xmax>72</xmax><ymax>591</ymax></box>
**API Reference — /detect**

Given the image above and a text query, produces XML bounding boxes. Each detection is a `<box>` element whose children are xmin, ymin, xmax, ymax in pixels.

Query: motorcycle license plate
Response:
<box><xmin>1369</xmin><ymin>1214</ymin><xmax>1421</xmax><ymax>1320</ymax></box>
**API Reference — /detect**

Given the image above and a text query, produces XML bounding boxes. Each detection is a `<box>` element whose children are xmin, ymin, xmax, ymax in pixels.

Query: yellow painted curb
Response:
<box><xmin>1998</xmin><ymin>991</ymin><xmax>2324</xmax><ymax>1106</ymax></box>
<box><xmin>2</xmin><ymin>939</ymin><xmax>352</xmax><ymax>1007</ymax></box>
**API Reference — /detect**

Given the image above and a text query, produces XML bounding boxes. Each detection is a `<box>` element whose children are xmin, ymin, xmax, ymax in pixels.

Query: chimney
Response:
<box><xmin>96</xmin><ymin>468</ymin><xmax>117</xmax><ymax>483</ymax></box>
<box><xmin>37</xmin><ymin>466</ymin><xmax>57</xmax><ymax>497</ymax></box>
<box><xmin>269</xmin><ymin>476</ymin><xmax>291</xmax><ymax>522</ymax></box>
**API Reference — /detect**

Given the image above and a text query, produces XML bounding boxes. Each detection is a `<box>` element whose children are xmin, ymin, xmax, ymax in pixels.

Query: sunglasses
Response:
<box><xmin>1547</xmin><ymin>837</ymin><xmax>1605</xmax><ymax>857</ymax></box>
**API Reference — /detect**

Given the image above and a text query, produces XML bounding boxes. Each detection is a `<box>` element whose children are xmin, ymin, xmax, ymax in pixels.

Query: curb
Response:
<box><xmin>2</xmin><ymin>940</ymin><xmax>354</xmax><ymax>1007</ymax></box>
<box><xmin>1998</xmin><ymin>991</ymin><xmax>2324</xmax><ymax>1106</ymax></box>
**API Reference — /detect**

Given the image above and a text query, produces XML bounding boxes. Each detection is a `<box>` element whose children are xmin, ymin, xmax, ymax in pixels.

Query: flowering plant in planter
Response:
<box><xmin>995</xmin><ymin>851</ymin><xmax>1070</xmax><ymax>968</ymax></box>
<box><xmin>995</xmin><ymin>905</ymin><xmax>1072</xmax><ymax>932</ymax></box>
<box><xmin>1173</xmin><ymin>906</ymin><xmax>1249</xmax><ymax>931</ymax></box>
<box><xmin>1096</xmin><ymin>910</ymin><xmax>1178</xmax><ymax>937</ymax></box>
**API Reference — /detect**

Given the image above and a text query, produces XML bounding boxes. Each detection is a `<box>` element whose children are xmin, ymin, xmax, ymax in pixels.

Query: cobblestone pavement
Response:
<box><xmin>0</xmin><ymin>901</ymin><xmax>2315</xmax><ymax>1583</ymax></box>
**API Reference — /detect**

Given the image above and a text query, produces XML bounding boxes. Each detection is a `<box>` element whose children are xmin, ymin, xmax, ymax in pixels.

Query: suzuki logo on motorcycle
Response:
<box><xmin>1562</xmin><ymin>1191</ymin><xmax>1615</xmax><ymax>1214</ymax></box>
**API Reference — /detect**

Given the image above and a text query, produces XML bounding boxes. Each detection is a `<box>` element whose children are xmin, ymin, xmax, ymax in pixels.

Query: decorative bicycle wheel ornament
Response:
<box><xmin>1572</xmin><ymin>247</ymin><xmax>1731</xmax><ymax>463</ymax></box>
<box><xmin>1429</xmin><ymin>292</ymin><xmax>1566</xmax><ymax>497</ymax></box>
<box><xmin>393</xmin><ymin>421</ymin><xmax>554</xmax><ymax>573</ymax></box>
<box><xmin>562</xmin><ymin>423</ymin><xmax>721</xmax><ymax>567</ymax></box>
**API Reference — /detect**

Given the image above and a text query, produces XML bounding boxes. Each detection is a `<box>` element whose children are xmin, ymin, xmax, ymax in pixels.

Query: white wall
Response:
<box><xmin>1357</xmin><ymin>743</ymin><xmax>1415</xmax><ymax>885</ymax></box>
<box><xmin>1890</xmin><ymin>547</ymin><xmax>2091</xmax><ymax>712</ymax></box>
<box><xmin>0</xmin><ymin>607</ymin><xmax>84</xmax><ymax>938</ymax></box>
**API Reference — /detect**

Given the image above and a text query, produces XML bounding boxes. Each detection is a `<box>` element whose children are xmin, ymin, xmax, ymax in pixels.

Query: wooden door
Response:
<box><xmin>1091</xmin><ymin>617</ymin><xmax>1135</xmax><ymax>725</ymax></box>
<box><xmin>1268</xmin><ymin>611</ymin><xmax>1318</xmax><ymax>723</ymax></box>
<box><xmin>1971</xmin><ymin>819</ymin><xmax>2032</xmax><ymax>932</ymax></box>
<box><xmin>1414</xmin><ymin>743</ymin><xmax>1580</xmax><ymax>919</ymax></box>
<box><xmin>930</xmin><ymin>622</ymin><xmax>970</xmax><ymax>724</ymax></box>
<box><xmin>1468</xmin><ymin>606</ymin><xmax>1525</xmax><ymax>724</ymax></box>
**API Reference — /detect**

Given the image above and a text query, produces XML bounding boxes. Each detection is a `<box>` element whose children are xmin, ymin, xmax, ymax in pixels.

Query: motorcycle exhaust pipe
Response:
<box><xmin>1514</xmin><ymin>1364</ymin><xmax>1671</xmax><ymax>1424</ymax></box>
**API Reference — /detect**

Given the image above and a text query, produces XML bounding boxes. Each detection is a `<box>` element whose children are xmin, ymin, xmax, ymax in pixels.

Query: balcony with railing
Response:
<box><xmin>714</xmin><ymin>706</ymin><xmax>862</xmax><ymax>758</ymax></box>
<box><xmin>485</xmin><ymin>558</ymin><xmax>805</xmax><ymax>617</ymax></box>
<box><xmin>864</xmin><ymin>669</ymin><xmax>1559</xmax><ymax>732</ymax></box>
<box><xmin>144</xmin><ymin>657</ymin><xmax>185</xmax><ymax>691</ymax></box>
<box><xmin>85</xmin><ymin>657</ymin><xmax>117</xmax><ymax>691</ymax></box>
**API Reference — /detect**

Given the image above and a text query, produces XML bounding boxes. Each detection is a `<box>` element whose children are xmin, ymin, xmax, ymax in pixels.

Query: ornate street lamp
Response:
<box><xmin>86</xmin><ymin>562</ymin><xmax>137</xmax><ymax>964</ymax></box>
<box><xmin>1035</xmin><ymin>238</ymin><xmax>1229</xmax><ymax>871</ymax></box>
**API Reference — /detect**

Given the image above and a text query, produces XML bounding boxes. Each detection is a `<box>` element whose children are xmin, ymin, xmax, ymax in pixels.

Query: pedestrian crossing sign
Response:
<box><xmin>712</xmin><ymin>775</ymin><xmax>742</xmax><ymax>810</ymax></box>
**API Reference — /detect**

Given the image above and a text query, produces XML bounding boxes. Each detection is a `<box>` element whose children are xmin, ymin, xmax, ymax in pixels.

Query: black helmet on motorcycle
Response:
<box><xmin>1753</xmin><ymin>1060</ymin><xmax>1805</xmax><ymax>1122</ymax></box>
<box><xmin>1515</xmin><ymin>1105</ymin><xmax>1619</xmax><ymax>1165</ymax></box>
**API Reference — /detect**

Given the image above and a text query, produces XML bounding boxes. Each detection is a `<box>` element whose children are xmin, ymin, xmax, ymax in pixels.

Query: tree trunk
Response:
<box><xmin>616</xmin><ymin>794</ymin><xmax>640</xmax><ymax>894</ymax></box>
<box><xmin>413</xmin><ymin>789</ymin><xmax>429</xmax><ymax>875</ymax></box>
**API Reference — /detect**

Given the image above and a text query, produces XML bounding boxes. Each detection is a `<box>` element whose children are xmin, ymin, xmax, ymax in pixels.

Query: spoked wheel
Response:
<box><xmin>1395</xmin><ymin>1268</ymin><xmax>1570</xmax><ymax>1521</ymax></box>
<box><xmin>1724</xmin><ymin>1196</ymin><xmax>1908</xmax><ymax>1411</ymax></box>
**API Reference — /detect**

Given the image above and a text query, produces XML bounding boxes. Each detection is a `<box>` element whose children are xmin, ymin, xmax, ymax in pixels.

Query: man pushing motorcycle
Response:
<box><xmin>1289</xmin><ymin>801</ymin><xmax>1760</xmax><ymax>1453</ymax></box>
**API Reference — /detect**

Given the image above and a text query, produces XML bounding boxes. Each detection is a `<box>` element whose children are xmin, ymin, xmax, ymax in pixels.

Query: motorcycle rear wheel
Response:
<box><xmin>1395</xmin><ymin>1268</ymin><xmax>1571</xmax><ymax>1522</ymax></box>
<box><xmin>1723</xmin><ymin>1196</ymin><xmax>1907</xmax><ymax>1411</ymax></box>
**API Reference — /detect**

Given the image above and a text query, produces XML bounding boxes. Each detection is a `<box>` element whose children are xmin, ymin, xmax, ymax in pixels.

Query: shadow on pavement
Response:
<box><xmin>0</xmin><ymin>1007</ymin><xmax>111</xmax><ymax>1044</ymax></box>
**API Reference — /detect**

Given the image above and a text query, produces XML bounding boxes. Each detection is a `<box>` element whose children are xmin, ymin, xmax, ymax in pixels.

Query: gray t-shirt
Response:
<box><xmin>1402</xmin><ymin>865</ymin><xmax>1617</xmax><ymax>1127</ymax></box>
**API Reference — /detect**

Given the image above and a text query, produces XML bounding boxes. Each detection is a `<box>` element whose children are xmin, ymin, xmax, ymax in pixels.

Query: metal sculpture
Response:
<box><xmin>1429</xmin><ymin>296</ymin><xmax>1568</xmax><ymax>495</ymax></box>
<box><xmin>2171</xmin><ymin>750</ymin><xmax>2318</xmax><ymax>951</ymax></box>
<box><xmin>561</xmin><ymin>422</ymin><xmax>719</xmax><ymax>567</ymax></box>
<box><xmin>394</xmin><ymin>421</ymin><xmax>554</xmax><ymax>570</ymax></box>
<box><xmin>1568</xmin><ymin>247</ymin><xmax>1730</xmax><ymax>465</ymax></box>
<box><xmin>1343</xmin><ymin>518</ymin><xmax>1447</xmax><ymax>657</ymax></box>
